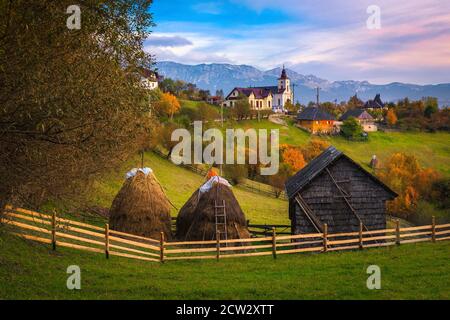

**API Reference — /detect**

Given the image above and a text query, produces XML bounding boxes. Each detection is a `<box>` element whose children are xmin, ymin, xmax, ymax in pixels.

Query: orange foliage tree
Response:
<box><xmin>302</xmin><ymin>138</ymin><xmax>330</xmax><ymax>161</ymax></box>
<box><xmin>158</xmin><ymin>92</ymin><xmax>181</xmax><ymax>119</ymax></box>
<box><xmin>378</xmin><ymin>153</ymin><xmax>440</xmax><ymax>218</ymax></box>
<box><xmin>282</xmin><ymin>146</ymin><xmax>306</xmax><ymax>172</ymax></box>
<box><xmin>386</xmin><ymin>108</ymin><xmax>398</xmax><ymax>126</ymax></box>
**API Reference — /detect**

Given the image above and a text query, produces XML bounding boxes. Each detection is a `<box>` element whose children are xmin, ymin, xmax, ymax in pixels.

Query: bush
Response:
<box><xmin>340</xmin><ymin>117</ymin><xmax>364</xmax><ymax>139</ymax></box>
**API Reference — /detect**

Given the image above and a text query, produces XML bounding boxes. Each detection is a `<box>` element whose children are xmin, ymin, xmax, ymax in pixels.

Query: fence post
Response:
<box><xmin>323</xmin><ymin>224</ymin><xmax>328</xmax><ymax>252</ymax></box>
<box><xmin>216</xmin><ymin>230</ymin><xmax>220</xmax><ymax>261</ymax></box>
<box><xmin>395</xmin><ymin>219</ymin><xmax>400</xmax><ymax>245</ymax></box>
<box><xmin>51</xmin><ymin>210</ymin><xmax>57</xmax><ymax>251</ymax></box>
<box><xmin>359</xmin><ymin>222</ymin><xmax>363</xmax><ymax>250</ymax></box>
<box><xmin>272</xmin><ymin>227</ymin><xmax>277</xmax><ymax>259</ymax></box>
<box><xmin>105</xmin><ymin>223</ymin><xmax>110</xmax><ymax>259</ymax></box>
<box><xmin>160</xmin><ymin>232</ymin><xmax>165</xmax><ymax>263</ymax></box>
<box><xmin>431</xmin><ymin>216</ymin><xmax>436</xmax><ymax>243</ymax></box>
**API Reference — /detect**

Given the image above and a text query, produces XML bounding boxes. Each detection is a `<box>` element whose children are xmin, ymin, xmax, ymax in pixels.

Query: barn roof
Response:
<box><xmin>297</xmin><ymin>106</ymin><xmax>336</xmax><ymax>121</ymax></box>
<box><xmin>285</xmin><ymin>146</ymin><xmax>398</xmax><ymax>199</ymax></box>
<box><xmin>339</xmin><ymin>108</ymin><xmax>374</xmax><ymax>121</ymax></box>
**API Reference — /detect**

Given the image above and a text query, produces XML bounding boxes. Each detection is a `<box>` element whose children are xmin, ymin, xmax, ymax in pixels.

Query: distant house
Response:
<box><xmin>339</xmin><ymin>108</ymin><xmax>377</xmax><ymax>132</ymax></box>
<box><xmin>364</xmin><ymin>94</ymin><xmax>386</xmax><ymax>110</ymax></box>
<box><xmin>140</xmin><ymin>68</ymin><xmax>160</xmax><ymax>90</ymax></box>
<box><xmin>285</xmin><ymin>146</ymin><xmax>397</xmax><ymax>235</ymax></box>
<box><xmin>207</xmin><ymin>96</ymin><xmax>223</xmax><ymax>105</ymax></box>
<box><xmin>296</xmin><ymin>106</ymin><xmax>336</xmax><ymax>134</ymax></box>
<box><xmin>223</xmin><ymin>66</ymin><xmax>293</xmax><ymax>112</ymax></box>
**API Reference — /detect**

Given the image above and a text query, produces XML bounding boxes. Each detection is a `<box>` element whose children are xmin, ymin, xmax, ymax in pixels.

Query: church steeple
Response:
<box><xmin>278</xmin><ymin>65</ymin><xmax>290</xmax><ymax>92</ymax></box>
<box><xmin>279</xmin><ymin>65</ymin><xmax>288</xmax><ymax>80</ymax></box>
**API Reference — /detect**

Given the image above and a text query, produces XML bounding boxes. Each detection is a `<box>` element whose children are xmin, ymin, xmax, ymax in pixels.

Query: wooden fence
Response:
<box><xmin>1</xmin><ymin>206</ymin><xmax>450</xmax><ymax>263</ymax></box>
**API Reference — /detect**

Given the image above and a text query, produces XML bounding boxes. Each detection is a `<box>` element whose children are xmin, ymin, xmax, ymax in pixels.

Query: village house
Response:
<box><xmin>223</xmin><ymin>66</ymin><xmax>293</xmax><ymax>112</ymax></box>
<box><xmin>140</xmin><ymin>68</ymin><xmax>160</xmax><ymax>90</ymax></box>
<box><xmin>207</xmin><ymin>96</ymin><xmax>223</xmax><ymax>106</ymax></box>
<box><xmin>296</xmin><ymin>106</ymin><xmax>336</xmax><ymax>134</ymax></box>
<box><xmin>364</xmin><ymin>94</ymin><xmax>386</xmax><ymax>110</ymax></box>
<box><xmin>338</xmin><ymin>108</ymin><xmax>377</xmax><ymax>132</ymax></box>
<box><xmin>285</xmin><ymin>146</ymin><xmax>397</xmax><ymax>235</ymax></box>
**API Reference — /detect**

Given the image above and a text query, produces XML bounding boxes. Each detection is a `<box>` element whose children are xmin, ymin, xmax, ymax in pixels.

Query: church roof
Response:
<box><xmin>364</xmin><ymin>94</ymin><xmax>385</xmax><ymax>109</ymax></box>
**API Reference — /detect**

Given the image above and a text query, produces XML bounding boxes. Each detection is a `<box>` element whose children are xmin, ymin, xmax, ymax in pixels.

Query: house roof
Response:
<box><xmin>297</xmin><ymin>106</ymin><xmax>336</xmax><ymax>121</ymax></box>
<box><xmin>364</xmin><ymin>94</ymin><xmax>385</xmax><ymax>109</ymax></box>
<box><xmin>285</xmin><ymin>146</ymin><xmax>398</xmax><ymax>199</ymax></box>
<box><xmin>339</xmin><ymin>108</ymin><xmax>374</xmax><ymax>121</ymax></box>
<box><xmin>226</xmin><ymin>87</ymin><xmax>274</xmax><ymax>100</ymax></box>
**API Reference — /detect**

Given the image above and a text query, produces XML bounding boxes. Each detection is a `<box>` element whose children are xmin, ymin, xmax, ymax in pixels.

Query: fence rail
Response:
<box><xmin>2</xmin><ymin>206</ymin><xmax>449</xmax><ymax>264</ymax></box>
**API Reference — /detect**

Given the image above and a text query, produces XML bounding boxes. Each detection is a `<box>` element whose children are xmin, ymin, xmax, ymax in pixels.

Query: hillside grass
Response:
<box><xmin>1</xmin><ymin>230</ymin><xmax>448</xmax><ymax>300</ymax></box>
<box><xmin>229</xmin><ymin>119</ymin><xmax>450</xmax><ymax>176</ymax></box>
<box><xmin>90</xmin><ymin>152</ymin><xmax>289</xmax><ymax>225</ymax></box>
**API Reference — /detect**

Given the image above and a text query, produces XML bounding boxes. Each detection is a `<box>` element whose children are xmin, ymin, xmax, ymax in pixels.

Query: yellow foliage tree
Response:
<box><xmin>378</xmin><ymin>153</ymin><xmax>440</xmax><ymax>218</ymax></box>
<box><xmin>159</xmin><ymin>92</ymin><xmax>181</xmax><ymax>119</ymax></box>
<box><xmin>282</xmin><ymin>147</ymin><xmax>306</xmax><ymax>172</ymax></box>
<box><xmin>386</xmin><ymin>108</ymin><xmax>398</xmax><ymax>126</ymax></box>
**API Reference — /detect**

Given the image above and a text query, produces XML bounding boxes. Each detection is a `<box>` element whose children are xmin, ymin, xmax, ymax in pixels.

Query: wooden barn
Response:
<box><xmin>285</xmin><ymin>146</ymin><xmax>397</xmax><ymax>235</ymax></box>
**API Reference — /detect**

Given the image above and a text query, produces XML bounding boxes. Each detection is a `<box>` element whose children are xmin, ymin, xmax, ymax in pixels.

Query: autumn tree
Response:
<box><xmin>0</xmin><ymin>0</ymin><xmax>155</xmax><ymax>211</ymax></box>
<box><xmin>282</xmin><ymin>146</ymin><xmax>306</xmax><ymax>172</ymax></box>
<box><xmin>302</xmin><ymin>139</ymin><xmax>330</xmax><ymax>161</ymax></box>
<box><xmin>386</xmin><ymin>108</ymin><xmax>398</xmax><ymax>126</ymax></box>
<box><xmin>158</xmin><ymin>92</ymin><xmax>181</xmax><ymax>119</ymax></box>
<box><xmin>267</xmin><ymin>164</ymin><xmax>293</xmax><ymax>198</ymax></box>
<box><xmin>378</xmin><ymin>153</ymin><xmax>440</xmax><ymax>219</ymax></box>
<box><xmin>347</xmin><ymin>94</ymin><xmax>364</xmax><ymax>109</ymax></box>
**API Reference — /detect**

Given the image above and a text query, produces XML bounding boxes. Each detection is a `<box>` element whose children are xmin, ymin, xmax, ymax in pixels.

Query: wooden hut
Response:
<box><xmin>285</xmin><ymin>146</ymin><xmax>397</xmax><ymax>235</ymax></box>
<box><xmin>296</xmin><ymin>106</ymin><xmax>336</xmax><ymax>134</ymax></box>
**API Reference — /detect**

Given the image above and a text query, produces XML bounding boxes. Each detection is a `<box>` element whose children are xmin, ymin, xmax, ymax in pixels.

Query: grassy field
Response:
<box><xmin>90</xmin><ymin>151</ymin><xmax>289</xmax><ymax>225</ymax></box>
<box><xmin>1</xmin><ymin>230</ymin><xmax>448</xmax><ymax>300</ymax></box>
<box><xmin>230</xmin><ymin>119</ymin><xmax>450</xmax><ymax>176</ymax></box>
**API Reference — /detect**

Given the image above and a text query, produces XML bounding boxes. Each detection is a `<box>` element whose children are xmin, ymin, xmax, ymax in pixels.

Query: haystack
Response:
<box><xmin>176</xmin><ymin>176</ymin><xmax>250</xmax><ymax>241</ymax></box>
<box><xmin>109</xmin><ymin>168</ymin><xmax>172</xmax><ymax>240</ymax></box>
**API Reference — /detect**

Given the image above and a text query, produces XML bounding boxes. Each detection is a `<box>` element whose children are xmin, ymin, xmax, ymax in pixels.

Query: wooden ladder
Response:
<box><xmin>294</xmin><ymin>194</ymin><xmax>324</xmax><ymax>233</ymax></box>
<box><xmin>214</xmin><ymin>200</ymin><xmax>228</xmax><ymax>244</ymax></box>
<box><xmin>325</xmin><ymin>168</ymin><xmax>369</xmax><ymax>232</ymax></box>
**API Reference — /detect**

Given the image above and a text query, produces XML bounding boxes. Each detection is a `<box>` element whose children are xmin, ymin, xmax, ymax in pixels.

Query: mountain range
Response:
<box><xmin>156</xmin><ymin>61</ymin><xmax>450</xmax><ymax>106</ymax></box>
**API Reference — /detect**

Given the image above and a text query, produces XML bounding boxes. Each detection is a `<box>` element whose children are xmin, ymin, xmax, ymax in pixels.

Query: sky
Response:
<box><xmin>146</xmin><ymin>0</ymin><xmax>450</xmax><ymax>84</ymax></box>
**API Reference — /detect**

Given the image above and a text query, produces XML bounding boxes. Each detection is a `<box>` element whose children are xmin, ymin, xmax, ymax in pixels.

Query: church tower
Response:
<box><xmin>278</xmin><ymin>65</ymin><xmax>290</xmax><ymax>93</ymax></box>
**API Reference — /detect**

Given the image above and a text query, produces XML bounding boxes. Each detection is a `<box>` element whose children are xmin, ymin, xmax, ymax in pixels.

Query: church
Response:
<box><xmin>223</xmin><ymin>67</ymin><xmax>293</xmax><ymax>113</ymax></box>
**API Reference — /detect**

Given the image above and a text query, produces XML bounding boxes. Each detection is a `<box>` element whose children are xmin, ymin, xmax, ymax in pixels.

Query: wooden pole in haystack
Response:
<box><xmin>105</xmin><ymin>223</ymin><xmax>110</xmax><ymax>259</ymax></box>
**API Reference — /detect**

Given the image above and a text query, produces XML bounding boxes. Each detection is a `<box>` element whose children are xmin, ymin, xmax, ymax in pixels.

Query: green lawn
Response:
<box><xmin>229</xmin><ymin>119</ymin><xmax>450</xmax><ymax>176</ymax></box>
<box><xmin>90</xmin><ymin>151</ymin><xmax>289</xmax><ymax>225</ymax></box>
<box><xmin>1</xmin><ymin>230</ymin><xmax>448</xmax><ymax>299</ymax></box>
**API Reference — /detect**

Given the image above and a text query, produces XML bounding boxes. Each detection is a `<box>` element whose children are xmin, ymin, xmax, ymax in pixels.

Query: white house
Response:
<box><xmin>140</xmin><ymin>69</ymin><xmax>159</xmax><ymax>90</ymax></box>
<box><xmin>223</xmin><ymin>66</ymin><xmax>294</xmax><ymax>112</ymax></box>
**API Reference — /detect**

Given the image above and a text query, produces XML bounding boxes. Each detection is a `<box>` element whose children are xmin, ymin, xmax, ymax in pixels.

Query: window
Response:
<box><xmin>268</xmin><ymin>101</ymin><xmax>271</xmax><ymax>108</ymax></box>
<box><xmin>278</xmin><ymin>99</ymin><xmax>281</xmax><ymax>105</ymax></box>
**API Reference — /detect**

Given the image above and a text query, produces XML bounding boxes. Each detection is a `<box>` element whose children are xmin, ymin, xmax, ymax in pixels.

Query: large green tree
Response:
<box><xmin>0</xmin><ymin>1</ymin><xmax>155</xmax><ymax>211</ymax></box>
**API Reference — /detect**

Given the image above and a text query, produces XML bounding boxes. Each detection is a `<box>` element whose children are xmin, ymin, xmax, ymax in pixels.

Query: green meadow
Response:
<box><xmin>1</xmin><ymin>230</ymin><xmax>448</xmax><ymax>300</ymax></box>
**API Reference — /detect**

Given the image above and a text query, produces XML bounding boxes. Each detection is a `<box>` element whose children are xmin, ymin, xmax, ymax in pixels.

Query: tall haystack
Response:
<box><xmin>109</xmin><ymin>168</ymin><xmax>172</xmax><ymax>240</ymax></box>
<box><xmin>176</xmin><ymin>177</ymin><xmax>250</xmax><ymax>241</ymax></box>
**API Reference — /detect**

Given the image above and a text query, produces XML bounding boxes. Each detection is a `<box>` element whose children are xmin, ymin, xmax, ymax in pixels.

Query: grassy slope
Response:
<box><xmin>232</xmin><ymin>119</ymin><xmax>450</xmax><ymax>176</ymax></box>
<box><xmin>1</xmin><ymin>230</ymin><xmax>448</xmax><ymax>300</ymax></box>
<box><xmin>91</xmin><ymin>152</ymin><xmax>289</xmax><ymax>225</ymax></box>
